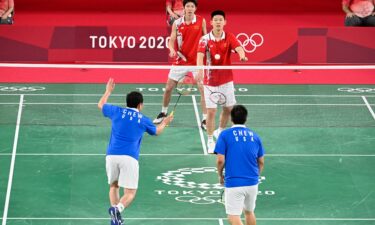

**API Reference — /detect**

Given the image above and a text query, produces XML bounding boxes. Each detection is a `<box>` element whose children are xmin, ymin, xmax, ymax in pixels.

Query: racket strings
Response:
<box><xmin>207</xmin><ymin>85</ymin><xmax>227</xmax><ymax>105</ymax></box>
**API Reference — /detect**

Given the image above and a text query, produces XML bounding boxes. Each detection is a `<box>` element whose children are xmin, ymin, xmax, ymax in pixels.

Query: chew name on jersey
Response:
<box><xmin>198</xmin><ymin>31</ymin><xmax>241</xmax><ymax>86</ymax></box>
<box><xmin>174</xmin><ymin>15</ymin><xmax>204</xmax><ymax>65</ymax></box>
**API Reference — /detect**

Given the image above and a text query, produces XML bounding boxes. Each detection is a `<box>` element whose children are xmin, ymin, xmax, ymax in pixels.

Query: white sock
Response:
<box><xmin>202</xmin><ymin>114</ymin><xmax>207</xmax><ymax>120</ymax></box>
<box><xmin>207</xmin><ymin>135</ymin><xmax>213</xmax><ymax>141</ymax></box>
<box><xmin>161</xmin><ymin>107</ymin><xmax>168</xmax><ymax>114</ymax></box>
<box><xmin>218</xmin><ymin>127</ymin><xmax>224</xmax><ymax>132</ymax></box>
<box><xmin>116</xmin><ymin>203</ymin><xmax>125</xmax><ymax>213</ymax></box>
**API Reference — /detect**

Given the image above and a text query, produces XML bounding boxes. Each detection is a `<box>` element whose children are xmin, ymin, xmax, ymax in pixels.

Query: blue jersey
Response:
<box><xmin>214</xmin><ymin>125</ymin><xmax>265</xmax><ymax>188</ymax></box>
<box><xmin>102</xmin><ymin>104</ymin><xmax>157</xmax><ymax>160</ymax></box>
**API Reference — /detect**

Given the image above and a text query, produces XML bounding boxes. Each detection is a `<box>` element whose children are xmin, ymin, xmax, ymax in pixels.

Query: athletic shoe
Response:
<box><xmin>200</xmin><ymin>119</ymin><xmax>207</xmax><ymax>131</ymax></box>
<box><xmin>207</xmin><ymin>139</ymin><xmax>216</xmax><ymax>154</ymax></box>
<box><xmin>213</xmin><ymin>128</ymin><xmax>222</xmax><ymax>140</ymax></box>
<box><xmin>109</xmin><ymin>206</ymin><xmax>124</xmax><ymax>225</ymax></box>
<box><xmin>153</xmin><ymin>112</ymin><xmax>167</xmax><ymax>124</ymax></box>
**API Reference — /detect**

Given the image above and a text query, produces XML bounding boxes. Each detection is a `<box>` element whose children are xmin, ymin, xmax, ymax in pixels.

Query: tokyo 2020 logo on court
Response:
<box><xmin>236</xmin><ymin>33</ymin><xmax>264</xmax><ymax>53</ymax></box>
<box><xmin>155</xmin><ymin>167</ymin><xmax>274</xmax><ymax>205</ymax></box>
<box><xmin>157</xmin><ymin>167</ymin><xmax>222</xmax><ymax>190</ymax></box>
<box><xmin>0</xmin><ymin>86</ymin><xmax>45</xmax><ymax>92</ymax></box>
<box><xmin>337</xmin><ymin>87</ymin><xmax>375</xmax><ymax>93</ymax></box>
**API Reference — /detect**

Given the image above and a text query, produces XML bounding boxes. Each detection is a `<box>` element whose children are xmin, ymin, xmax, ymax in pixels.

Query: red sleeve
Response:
<box><xmin>197</xmin><ymin>37</ymin><xmax>207</xmax><ymax>54</ymax></box>
<box><xmin>9</xmin><ymin>0</ymin><xmax>14</xmax><ymax>8</ymax></box>
<box><xmin>228</xmin><ymin>33</ymin><xmax>241</xmax><ymax>50</ymax></box>
<box><xmin>166</xmin><ymin>0</ymin><xmax>172</xmax><ymax>7</ymax></box>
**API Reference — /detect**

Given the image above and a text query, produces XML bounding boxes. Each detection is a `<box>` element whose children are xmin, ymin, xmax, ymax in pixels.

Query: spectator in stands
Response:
<box><xmin>342</xmin><ymin>0</ymin><xmax>375</xmax><ymax>26</ymax></box>
<box><xmin>166</xmin><ymin>0</ymin><xmax>184</xmax><ymax>26</ymax></box>
<box><xmin>0</xmin><ymin>0</ymin><xmax>14</xmax><ymax>25</ymax></box>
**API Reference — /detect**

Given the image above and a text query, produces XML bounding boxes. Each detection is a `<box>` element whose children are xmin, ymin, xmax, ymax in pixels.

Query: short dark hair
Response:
<box><xmin>126</xmin><ymin>91</ymin><xmax>143</xmax><ymax>108</ymax></box>
<box><xmin>183</xmin><ymin>0</ymin><xmax>197</xmax><ymax>7</ymax></box>
<box><xmin>231</xmin><ymin>105</ymin><xmax>248</xmax><ymax>124</ymax></box>
<box><xmin>211</xmin><ymin>10</ymin><xmax>225</xmax><ymax>19</ymax></box>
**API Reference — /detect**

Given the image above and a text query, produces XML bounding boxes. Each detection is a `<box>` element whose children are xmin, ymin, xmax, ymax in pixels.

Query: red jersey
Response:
<box><xmin>166</xmin><ymin>0</ymin><xmax>184</xmax><ymax>15</ymax></box>
<box><xmin>174</xmin><ymin>15</ymin><xmax>204</xmax><ymax>65</ymax></box>
<box><xmin>342</xmin><ymin>0</ymin><xmax>375</xmax><ymax>17</ymax></box>
<box><xmin>198</xmin><ymin>31</ymin><xmax>241</xmax><ymax>86</ymax></box>
<box><xmin>0</xmin><ymin>0</ymin><xmax>14</xmax><ymax>15</ymax></box>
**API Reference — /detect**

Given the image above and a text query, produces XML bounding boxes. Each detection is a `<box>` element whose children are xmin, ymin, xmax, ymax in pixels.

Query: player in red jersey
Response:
<box><xmin>154</xmin><ymin>0</ymin><xmax>208</xmax><ymax>130</ymax></box>
<box><xmin>166</xmin><ymin>0</ymin><xmax>184</xmax><ymax>26</ymax></box>
<box><xmin>197</xmin><ymin>10</ymin><xmax>248</xmax><ymax>153</ymax></box>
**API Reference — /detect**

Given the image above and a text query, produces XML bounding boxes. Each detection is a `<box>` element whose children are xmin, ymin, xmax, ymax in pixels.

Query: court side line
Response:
<box><xmin>1</xmin><ymin>63</ymin><xmax>375</xmax><ymax>70</ymax></box>
<box><xmin>0</xmin><ymin>153</ymin><xmax>374</xmax><ymax>157</ymax></box>
<box><xmin>0</xmin><ymin>103</ymin><xmax>373</xmax><ymax>106</ymax></box>
<box><xmin>192</xmin><ymin>95</ymin><xmax>207</xmax><ymax>155</ymax></box>
<box><xmin>1</xmin><ymin>93</ymin><xmax>375</xmax><ymax>97</ymax></box>
<box><xmin>0</xmin><ymin>153</ymin><xmax>205</xmax><ymax>156</ymax></box>
<box><xmin>2</xmin><ymin>95</ymin><xmax>24</xmax><ymax>225</ymax></box>
<box><xmin>6</xmin><ymin>217</ymin><xmax>375</xmax><ymax>221</ymax></box>
<box><xmin>362</xmin><ymin>96</ymin><xmax>375</xmax><ymax>120</ymax></box>
<box><xmin>219</xmin><ymin>218</ymin><xmax>224</xmax><ymax>225</ymax></box>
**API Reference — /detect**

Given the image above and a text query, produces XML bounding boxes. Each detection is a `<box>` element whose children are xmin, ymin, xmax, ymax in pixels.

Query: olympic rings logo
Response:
<box><xmin>337</xmin><ymin>87</ymin><xmax>375</xmax><ymax>93</ymax></box>
<box><xmin>0</xmin><ymin>86</ymin><xmax>46</xmax><ymax>92</ymax></box>
<box><xmin>236</xmin><ymin>33</ymin><xmax>264</xmax><ymax>53</ymax></box>
<box><xmin>175</xmin><ymin>196</ymin><xmax>222</xmax><ymax>205</ymax></box>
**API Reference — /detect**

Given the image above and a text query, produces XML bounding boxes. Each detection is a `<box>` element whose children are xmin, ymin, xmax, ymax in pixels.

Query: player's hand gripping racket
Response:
<box><xmin>204</xmin><ymin>85</ymin><xmax>227</xmax><ymax>106</ymax></box>
<box><xmin>170</xmin><ymin>74</ymin><xmax>194</xmax><ymax>116</ymax></box>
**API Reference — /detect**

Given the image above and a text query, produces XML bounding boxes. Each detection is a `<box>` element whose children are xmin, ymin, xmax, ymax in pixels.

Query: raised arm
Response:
<box><xmin>98</xmin><ymin>78</ymin><xmax>115</xmax><ymax>110</ymax></box>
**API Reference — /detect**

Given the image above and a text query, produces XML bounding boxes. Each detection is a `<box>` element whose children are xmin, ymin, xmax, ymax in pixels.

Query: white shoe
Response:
<box><xmin>153</xmin><ymin>112</ymin><xmax>167</xmax><ymax>124</ymax></box>
<box><xmin>207</xmin><ymin>139</ymin><xmax>216</xmax><ymax>154</ymax></box>
<box><xmin>213</xmin><ymin>129</ymin><xmax>222</xmax><ymax>140</ymax></box>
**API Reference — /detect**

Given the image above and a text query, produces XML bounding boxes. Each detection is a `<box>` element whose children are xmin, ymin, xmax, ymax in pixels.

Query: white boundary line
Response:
<box><xmin>0</xmin><ymin>153</ymin><xmax>374</xmax><ymax>157</ymax></box>
<box><xmin>0</xmin><ymin>102</ymin><xmax>191</xmax><ymax>105</ymax></box>
<box><xmin>192</xmin><ymin>95</ymin><xmax>207</xmax><ymax>155</ymax></box>
<box><xmin>5</xmin><ymin>217</ymin><xmax>375</xmax><ymax>221</ymax></box>
<box><xmin>0</xmin><ymin>103</ymin><xmax>374</xmax><ymax>106</ymax></box>
<box><xmin>1</xmin><ymin>93</ymin><xmax>375</xmax><ymax>97</ymax></box>
<box><xmin>219</xmin><ymin>218</ymin><xmax>224</xmax><ymax>225</ymax></box>
<box><xmin>362</xmin><ymin>96</ymin><xmax>375</xmax><ymax>120</ymax></box>
<box><xmin>2</xmin><ymin>94</ymin><xmax>23</xmax><ymax>225</ymax></box>
<box><xmin>1</xmin><ymin>63</ymin><xmax>375</xmax><ymax>70</ymax></box>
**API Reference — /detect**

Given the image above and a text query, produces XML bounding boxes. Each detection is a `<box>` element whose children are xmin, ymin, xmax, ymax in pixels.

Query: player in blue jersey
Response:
<box><xmin>214</xmin><ymin>105</ymin><xmax>265</xmax><ymax>225</ymax></box>
<box><xmin>98</xmin><ymin>78</ymin><xmax>173</xmax><ymax>225</ymax></box>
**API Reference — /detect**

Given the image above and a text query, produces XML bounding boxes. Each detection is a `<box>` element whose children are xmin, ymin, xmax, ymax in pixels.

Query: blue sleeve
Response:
<box><xmin>143</xmin><ymin>117</ymin><xmax>157</xmax><ymax>135</ymax></box>
<box><xmin>102</xmin><ymin>104</ymin><xmax>117</xmax><ymax>119</ymax></box>
<box><xmin>256</xmin><ymin>135</ymin><xmax>265</xmax><ymax>158</ymax></box>
<box><xmin>214</xmin><ymin>133</ymin><xmax>226</xmax><ymax>155</ymax></box>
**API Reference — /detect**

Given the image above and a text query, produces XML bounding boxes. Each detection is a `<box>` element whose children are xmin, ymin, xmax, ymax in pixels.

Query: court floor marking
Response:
<box><xmin>1</xmin><ymin>93</ymin><xmax>375</xmax><ymax>97</ymax></box>
<box><xmin>219</xmin><ymin>218</ymin><xmax>224</xmax><ymax>225</ymax></box>
<box><xmin>362</xmin><ymin>96</ymin><xmax>375</xmax><ymax>120</ymax></box>
<box><xmin>0</xmin><ymin>153</ymin><xmax>374</xmax><ymax>157</ymax></box>
<box><xmin>5</xmin><ymin>217</ymin><xmax>375</xmax><ymax>221</ymax></box>
<box><xmin>192</xmin><ymin>95</ymin><xmax>207</xmax><ymax>155</ymax></box>
<box><xmin>2</xmin><ymin>95</ymin><xmax>23</xmax><ymax>225</ymax></box>
<box><xmin>0</xmin><ymin>103</ymin><xmax>374</xmax><ymax>106</ymax></box>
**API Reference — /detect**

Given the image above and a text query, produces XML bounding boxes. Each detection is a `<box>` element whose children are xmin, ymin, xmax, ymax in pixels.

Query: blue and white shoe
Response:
<box><xmin>109</xmin><ymin>206</ymin><xmax>124</xmax><ymax>225</ymax></box>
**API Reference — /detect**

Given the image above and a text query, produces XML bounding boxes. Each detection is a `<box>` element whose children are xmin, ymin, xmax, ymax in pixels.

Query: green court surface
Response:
<box><xmin>1</xmin><ymin>84</ymin><xmax>375</xmax><ymax>225</ymax></box>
